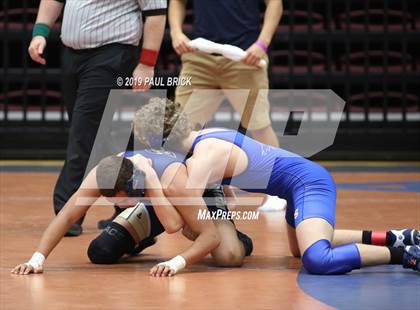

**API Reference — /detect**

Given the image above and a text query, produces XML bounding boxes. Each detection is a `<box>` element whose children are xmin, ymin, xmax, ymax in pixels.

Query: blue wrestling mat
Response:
<box><xmin>298</xmin><ymin>265</ymin><xmax>420</xmax><ymax>310</ymax></box>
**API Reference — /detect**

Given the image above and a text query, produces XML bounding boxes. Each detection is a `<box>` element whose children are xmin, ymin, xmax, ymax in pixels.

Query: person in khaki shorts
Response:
<box><xmin>169</xmin><ymin>0</ymin><xmax>283</xmax><ymax>147</ymax></box>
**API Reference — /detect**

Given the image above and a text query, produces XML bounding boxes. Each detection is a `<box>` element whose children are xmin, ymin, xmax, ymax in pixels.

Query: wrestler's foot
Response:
<box><xmin>130</xmin><ymin>237</ymin><xmax>157</xmax><ymax>256</ymax></box>
<box><xmin>64</xmin><ymin>223</ymin><xmax>83</xmax><ymax>237</ymax></box>
<box><xmin>97</xmin><ymin>205</ymin><xmax>124</xmax><ymax>229</ymax></box>
<box><xmin>388</xmin><ymin>229</ymin><xmax>420</xmax><ymax>247</ymax></box>
<box><xmin>403</xmin><ymin>245</ymin><xmax>420</xmax><ymax>272</ymax></box>
<box><xmin>236</xmin><ymin>230</ymin><xmax>253</xmax><ymax>256</ymax></box>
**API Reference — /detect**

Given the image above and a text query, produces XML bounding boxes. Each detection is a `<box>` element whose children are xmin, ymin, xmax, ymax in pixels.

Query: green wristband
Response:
<box><xmin>32</xmin><ymin>23</ymin><xmax>51</xmax><ymax>39</ymax></box>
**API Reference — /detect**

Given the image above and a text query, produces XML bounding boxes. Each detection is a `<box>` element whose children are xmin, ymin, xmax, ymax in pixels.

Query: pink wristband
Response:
<box><xmin>255</xmin><ymin>39</ymin><xmax>268</xmax><ymax>53</ymax></box>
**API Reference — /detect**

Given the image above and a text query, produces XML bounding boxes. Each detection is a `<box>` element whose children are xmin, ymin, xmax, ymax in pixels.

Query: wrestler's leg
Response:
<box><xmin>287</xmin><ymin>223</ymin><xmax>383</xmax><ymax>260</ymax></box>
<box><xmin>210</xmin><ymin>220</ymin><xmax>246</xmax><ymax>267</ymax></box>
<box><xmin>288</xmin><ymin>166</ymin><xmax>400</xmax><ymax>274</ymax></box>
<box><xmin>286</xmin><ymin>159</ymin><xmax>419</xmax><ymax>273</ymax></box>
<box><xmin>287</xmin><ymin>226</ymin><xmax>419</xmax><ymax>257</ymax></box>
<box><xmin>286</xmin><ymin>224</ymin><xmax>301</xmax><ymax>257</ymax></box>
<box><xmin>296</xmin><ymin>218</ymin><xmax>394</xmax><ymax>274</ymax></box>
<box><xmin>182</xmin><ymin>219</ymin><xmax>252</xmax><ymax>267</ymax></box>
<box><xmin>87</xmin><ymin>204</ymin><xmax>153</xmax><ymax>264</ymax></box>
<box><xmin>287</xmin><ymin>223</ymin><xmax>390</xmax><ymax>264</ymax></box>
<box><xmin>332</xmin><ymin>229</ymin><xmax>419</xmax><ymax>247</ymax></box>
<box><xmin>87</xmin><ymin>220</ymin><xmax>136</xmax><ymax>264</ymax></box>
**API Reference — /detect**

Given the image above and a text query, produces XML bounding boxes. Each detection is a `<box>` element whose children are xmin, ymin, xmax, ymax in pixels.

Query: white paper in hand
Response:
<box><xmin>188</xmin><ymin>37</ymin><xmax>220</xmax><ymax>54</ymax></box>
<box><xmin>222</xmin><ymin>44</ymin><xmax>247</xmax><ymax>61</ymax></box>
<box><xmin>188</xmin><ymin>37</ymin><xmax>267</xmax><ymax>68</ymax></box>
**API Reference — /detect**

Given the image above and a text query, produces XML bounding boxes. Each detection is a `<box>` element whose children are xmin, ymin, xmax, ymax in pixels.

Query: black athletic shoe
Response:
<box><xmin>97</xmin><ymin>206</ymin><xmax>124</xmax><ymax>229</ymax></box>
<box><xmin>403</xmin><ymin>245</ymin><xmax>420</xmax><ymax>272</ymax></box>
<box><xmin>64</xmin><ymin>223</ymin><xmax>83</xmax><ymax>237</ymax></box>
<box><xmin>236</xmin><ymin>230</ymin><xmax>253</xmax><ymax>256</ymax></box>
<box><xmin>129</xmin><ymin>237</ymin><xmax>157</xmax><ymax>256</ymax></box>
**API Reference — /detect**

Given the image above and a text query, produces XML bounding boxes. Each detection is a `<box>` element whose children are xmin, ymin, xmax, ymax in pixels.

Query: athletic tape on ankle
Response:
<box><xmin>27</xmin><ymin>252</ymin><xmax>45</xmax><ymax>269</ymax></box>
<box><xmin>372</xmin><ymin>231</ymin><xmax>387</xmax><ymax>246</ymax></box>
<box><xmin>117</xmin><ymin>203</ymin><xmax>151</xmax><ymax>240</ymax></box>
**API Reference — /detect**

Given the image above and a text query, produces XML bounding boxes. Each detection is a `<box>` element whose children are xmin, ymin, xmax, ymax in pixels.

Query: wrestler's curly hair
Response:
<box><xmin>133</xmin><ymin>97</ymin><xmax>192</xmax><ymax>151</ymax></box>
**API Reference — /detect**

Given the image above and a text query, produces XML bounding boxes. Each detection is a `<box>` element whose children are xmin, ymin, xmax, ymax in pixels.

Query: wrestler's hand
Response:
<box><xmin>171</xmin><ymin>31</ymin><xmax>195</xmax><ymax>55</ymax></box>
<box><xmin>243</xmin><ymin>43</ymin><xmax>266</xmax><ymax>67</ymax></box>
<box><xmin>11</xmin><ymin>263</ymin><xmax>43</xmax><ymax>275</ymax></box>
<box><xmin>150</xmin><ymin>256</ymin><xmax>186</xmax><ymax>277</ymax></box>
<box><xmin>150</xmin><ymin>263</ymin><xmax>176</xmax><ymax>277</ymax></box>
<box><xmin>132</xmin><ymin>154</ymin><xmax>153</xmax><ymax>171</ymax></box>
<box><xmin>28</xmin><ymin>36</ymin><xmax>47</xmax><ymax>65</ymax></box>
<box><xmin>132</xmin><ymin>63</ymin><xmax>154</xmax><ymax>92</ymax></box>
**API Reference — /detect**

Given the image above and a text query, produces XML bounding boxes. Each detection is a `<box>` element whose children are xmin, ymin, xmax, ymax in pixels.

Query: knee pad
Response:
<box><xmin>87</xmin><ymin>222</ymin><xmax>135</xmax><ymax>264</ymax></box>
<box><xmin>302</xmin><ymin>239</ymin><xmax>361</xmax><ymax>275</ymax></box>
<box><xmin>117</xmin><ymin>202</ymin><xmax>151</xmax><ymax>240</ymax></box>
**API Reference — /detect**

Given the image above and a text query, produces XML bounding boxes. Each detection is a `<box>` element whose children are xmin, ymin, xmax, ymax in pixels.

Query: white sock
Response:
<box><xmin>257</xmin><ymin>196</ymin><xmax>287</xmax><ymax>212</ymax></box>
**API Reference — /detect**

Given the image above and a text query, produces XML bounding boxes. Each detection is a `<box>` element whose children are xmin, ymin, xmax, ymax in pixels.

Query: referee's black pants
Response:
<box><xmin>54</xmin><ymin>43</ymin><xmax>138</xmax><ymax>219</ymax></box>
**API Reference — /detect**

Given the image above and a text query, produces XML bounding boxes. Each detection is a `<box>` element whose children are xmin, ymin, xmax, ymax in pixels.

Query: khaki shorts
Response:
<box><xmin>175</xmin><ymin>51</ymin><xmax>272</xmax><ymax>130</ymax></box>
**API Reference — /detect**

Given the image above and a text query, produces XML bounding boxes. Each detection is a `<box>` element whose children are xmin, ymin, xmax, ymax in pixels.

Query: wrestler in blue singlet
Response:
<box><xmin>191</xmin><ymin>129</ymin><xmax>336</xmax><ymax>228</ymax></box>
<box><xmin>190</xmin><ymin>129</ymin><xmax>364</xmax><ymax>275</ymax></box>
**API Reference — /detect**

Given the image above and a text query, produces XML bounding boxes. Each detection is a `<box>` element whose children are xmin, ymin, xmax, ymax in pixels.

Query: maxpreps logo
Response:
<box><xmin>197</xmin><ymin>209</ymin><xmax>259</xmax><ymax>221</ymax></box>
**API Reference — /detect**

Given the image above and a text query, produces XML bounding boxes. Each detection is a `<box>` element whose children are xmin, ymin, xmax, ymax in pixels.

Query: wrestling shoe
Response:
<box><xmin>388</xmin><ymin>229</ymin><xmax>419</xmax><ymax>247</ymax></box>
<box><xmin>129</xmin><ymin>237</ymin><xmax>157</xmax><ymax>256</ymax></box>
<box><xmin>403</xmin><ymin>245</ymin><xmax>420</xmax><ymax>272</ymax></box>
<box><xmin>97</xmin><ymin>205</ymin><xmax>124</xmax><ymax>229</ymax></box>
<box><xmin>236</xmin><ymin>230</ymin><xmax>253</xmax><ymax>256</ymax></box>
